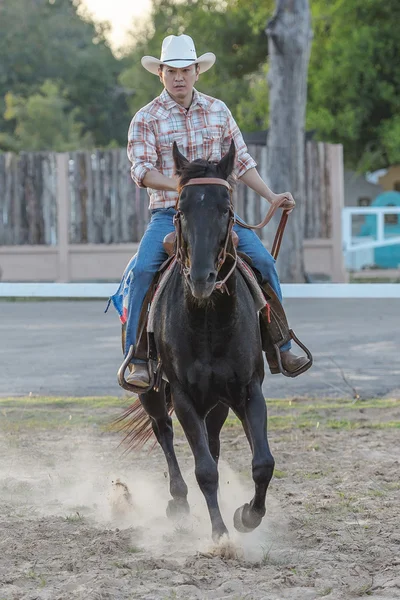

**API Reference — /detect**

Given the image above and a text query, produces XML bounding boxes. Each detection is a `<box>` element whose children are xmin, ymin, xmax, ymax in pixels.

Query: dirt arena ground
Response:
<box><xmin>0</xmin><ymin>395</ymin><xmax>399</xmax><ymax>600</ymax></box>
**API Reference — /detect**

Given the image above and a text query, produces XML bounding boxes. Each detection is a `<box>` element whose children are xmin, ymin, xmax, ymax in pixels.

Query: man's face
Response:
<box><xmin>158</xmin><ymin>64</ymin><xmax>199</xmax><ymax>106</ymax></box>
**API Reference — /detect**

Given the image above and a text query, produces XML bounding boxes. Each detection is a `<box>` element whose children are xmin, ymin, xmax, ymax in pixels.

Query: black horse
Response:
<box><xmin>120</xmin><ymin>141</ymin><xmax>275</xmax><ymax>541</ymax></box>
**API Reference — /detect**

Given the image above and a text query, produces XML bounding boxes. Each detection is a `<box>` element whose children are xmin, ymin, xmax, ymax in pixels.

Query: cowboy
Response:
<box><xmin>112</xmin><ymin>34</ymin><xmax>311</xmax><ymax>387</ymax></box>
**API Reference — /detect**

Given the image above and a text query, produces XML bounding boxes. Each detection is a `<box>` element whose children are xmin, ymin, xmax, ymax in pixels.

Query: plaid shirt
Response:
<box><xmin>127</xmin><ymin>88</ymin><xmax>257</xmax><ymax>209</ymax></box>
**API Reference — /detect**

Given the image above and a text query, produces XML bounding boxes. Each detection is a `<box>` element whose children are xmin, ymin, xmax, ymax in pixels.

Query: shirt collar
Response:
<box><xmin>159</xmin><ymin>88</ymin><xmax>177</xmax><ymax>111</ymax></box>
<box><xmin>191</xmin><ymin>89</ymin><xmax>208</xmax><ymax>109</ymax></box>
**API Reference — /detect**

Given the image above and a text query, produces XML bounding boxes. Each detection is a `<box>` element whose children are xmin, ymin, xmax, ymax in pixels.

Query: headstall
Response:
<box><xmin>174</xmin><ymin>178</ymin><xmax>237</xmax><ymax>294</ymax></box>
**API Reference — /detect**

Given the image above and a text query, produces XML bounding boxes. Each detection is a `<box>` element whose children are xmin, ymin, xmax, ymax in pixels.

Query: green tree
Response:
<box><xmin>307</xmin><ymin>0</ymin><xmax>400</xmax><ymax>170</ymax></box>
<box><xmin>3</xmin><ymin>81</ymin><xmax>93</xmax><ymax>151</ymax></box>
<box><xmin>235</xmin><ymin>65</ymin><xmax>269</xmax><ymax>132</ymax></box>
<box><xmin>0</xmin><ymin>0</ymin><xmax>130</xmax><ymax>150</ymax></box>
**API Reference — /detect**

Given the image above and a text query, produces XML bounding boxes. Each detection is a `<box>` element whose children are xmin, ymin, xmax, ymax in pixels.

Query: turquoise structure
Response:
<box><xmin>360</xmin><ymin>191</ymin><xmax>400</xmax><ymax>268</ymax></box>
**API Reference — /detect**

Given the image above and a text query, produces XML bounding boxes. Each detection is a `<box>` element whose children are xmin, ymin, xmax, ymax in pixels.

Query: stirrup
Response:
<box><xmin>273</xmin><ymin>330</ymin><xmax>313</xmax><ymax>378</ymax></box>
<box><xmin>117</xmin><ymin>345</ymin><xmax>155</xmax><ymax>394</ymax></box>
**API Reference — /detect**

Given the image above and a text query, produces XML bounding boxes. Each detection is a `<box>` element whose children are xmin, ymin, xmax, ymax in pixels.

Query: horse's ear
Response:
<box><xmin>217</xmin><ymin>140</ymin><xmax>236</xmax><ymax>180</ymax></box>
<box><xmin>173</xmin><ymin>141</ymin><xmax>189</xmax><ymax>176</ymax></box>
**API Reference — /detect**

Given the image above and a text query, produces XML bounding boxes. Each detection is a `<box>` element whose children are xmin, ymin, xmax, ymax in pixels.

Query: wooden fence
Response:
<box><xmin>0</xmin><ymin>150</ymin><xmax>141</xmax><ymax>246</ymax></box>
<box><xmin>0</xmin><ymin>144</ymin><xmax>346</xmax><ymax>282</ymax></box>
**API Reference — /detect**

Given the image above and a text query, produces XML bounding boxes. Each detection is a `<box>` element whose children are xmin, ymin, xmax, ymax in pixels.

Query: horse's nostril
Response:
<box><xmin>188</xmin><ymin>271</ymin><xmax>216</xmax><ymax>286</ymax></box>
<box><xmin>207</xmin><ymin>272</ymin><xmax>216</xmax><ymax>284</ymax></box>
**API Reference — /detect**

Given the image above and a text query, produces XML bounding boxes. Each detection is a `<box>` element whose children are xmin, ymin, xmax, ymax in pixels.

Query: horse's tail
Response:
<box><xmin>112</xmin><ymin>385</ymin><xmax>174</xmax><ymax>453</ymax></box>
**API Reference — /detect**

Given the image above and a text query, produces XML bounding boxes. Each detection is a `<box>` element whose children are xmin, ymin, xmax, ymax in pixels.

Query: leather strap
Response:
<box><xmin>237</xmin><ymin>194</ymin><xmax>288</xmax><ymax>230</ymax></box>
<box><xmin>237</xmin><ymin>197</ymin><xmax>290</xmax><ymax>260</ymax></box>
<box><xmin>180</xmin><ymin>177</ymin><xmax>231</xmax><ymax>191</ymax></box>
<box><xmin>271</xmin><ymin>211</ymin><xmax>289</xmax><ymax>260</ymax></box>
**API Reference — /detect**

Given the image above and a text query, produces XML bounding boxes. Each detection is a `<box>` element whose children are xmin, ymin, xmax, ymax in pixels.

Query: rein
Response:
<box><xmin>236</xmin><ymin>193</ymin><xmax>290</xmax><ymax>260</ymax></box>
<box><xmin>174</xmin><ymin>177</ymin><xmax>290</xmax><ymax>293</ymax></box>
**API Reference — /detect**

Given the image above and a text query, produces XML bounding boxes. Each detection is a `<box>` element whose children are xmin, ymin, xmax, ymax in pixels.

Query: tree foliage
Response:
<box><xmin>307</xmin><ymin>0</ymin><xmax>400</xmax><ymax>170</ymax></box>
<box><xmin>3</xmin><ymin>81</ymin><xmax>93</xmax><ymax>152</ymax></box>
<box><xmin>0</xmin><ymin>0</ymin><xmax>129</xmax><ymax>151</ymax></box>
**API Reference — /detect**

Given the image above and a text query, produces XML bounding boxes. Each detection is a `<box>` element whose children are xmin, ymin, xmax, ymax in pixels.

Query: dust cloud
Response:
<box><xmin>0</xmin><ymin>435</ymin><xmax>287</xmax><ymax>563</ymax></box>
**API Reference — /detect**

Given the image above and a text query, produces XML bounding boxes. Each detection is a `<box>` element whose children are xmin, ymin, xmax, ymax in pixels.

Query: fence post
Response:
<box><xmin>329</xmin><ymin>144</ymin><xmax>348</xmax><ymax>283</ymax></box>
<box><xmin>377</xmin><ymin>211</ymin><xmax>385</xmax><ymax>243</ymax></box>
<box><xmin>56</xmin><ymin>153</ymin><xmax>70</xmax><ymax>282</ymax></box>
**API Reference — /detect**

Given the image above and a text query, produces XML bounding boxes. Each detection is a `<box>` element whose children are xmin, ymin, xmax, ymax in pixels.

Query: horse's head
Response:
<box><xmin>173</xmin><ymin>140</ymin><xmax>236</xmax><ymax>299</ymax></box>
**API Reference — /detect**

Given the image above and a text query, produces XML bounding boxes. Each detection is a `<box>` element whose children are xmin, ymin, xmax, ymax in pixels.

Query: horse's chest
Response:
<box><xmin>182</xmin><ymin>358</ymin><xmax>247</xmax><ymax>401</ymax></box>
<box><xmin>187</xmin><ymin>358</ymin><xmax>229</xmax><ymax>384</ymax></box>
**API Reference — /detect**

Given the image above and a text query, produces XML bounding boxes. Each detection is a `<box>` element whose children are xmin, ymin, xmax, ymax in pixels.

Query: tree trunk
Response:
<box><xmin>266</xmin><ymin>0</ymin><xmax>312</xmax><ymax>282</ymax></box>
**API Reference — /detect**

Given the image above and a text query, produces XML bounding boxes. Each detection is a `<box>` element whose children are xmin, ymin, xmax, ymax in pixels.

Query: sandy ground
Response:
<box><xmin>0</xmin><ymin>396</ymin><xmax>399</xmax><ymax>600</ymax></box>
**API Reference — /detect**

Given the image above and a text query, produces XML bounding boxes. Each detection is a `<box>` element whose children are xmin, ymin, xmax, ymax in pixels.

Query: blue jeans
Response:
<box><xmin>114</xmin><ymin>207</ymin><xmax>290</xmax><ymax>362</ymax></box>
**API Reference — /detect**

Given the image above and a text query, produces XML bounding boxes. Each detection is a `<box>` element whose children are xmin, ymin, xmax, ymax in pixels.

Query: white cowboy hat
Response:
<box><xmin>141</xmin><ymin>34</ymin><xmax>216</xmax><ymax>75</ymax></box>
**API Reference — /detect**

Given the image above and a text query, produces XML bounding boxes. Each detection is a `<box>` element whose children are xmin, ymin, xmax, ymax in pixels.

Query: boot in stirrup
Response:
<box><xmin>259</xmin><ymin>282</ymin><xmax>312</xmax><ymax>378</ymax></box>
<box><xmin>126</xmin><ymin>363</ymin><xmax>151</xmax><ymax>388</ymax></box>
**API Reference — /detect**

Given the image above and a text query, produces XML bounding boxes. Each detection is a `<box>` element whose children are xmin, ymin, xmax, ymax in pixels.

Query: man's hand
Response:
<box><xmin>272</xmin><ymin>192</ymin><xmax>296</xmax><ymax>213</ymax></box>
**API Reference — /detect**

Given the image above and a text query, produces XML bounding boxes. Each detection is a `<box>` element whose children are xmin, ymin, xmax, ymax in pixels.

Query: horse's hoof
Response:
<box><xmin>212</xmin><ymin>527</ymin><xmax>229</xmax><ymax>543</ymax></box>
<box><xmin>233</xmin><ymin>503</ymin><xmax>264</xmax><ymax>533</ymax></box>
<box><xmin>166</xmin><ymin>498</ymin><xmax>190</xmax><ymax>521</ymax></box>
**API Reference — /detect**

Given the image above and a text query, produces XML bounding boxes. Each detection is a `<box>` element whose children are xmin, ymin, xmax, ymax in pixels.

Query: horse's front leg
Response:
<box><xmin>140</xmin><ymin>385</ymin><xmax>189</xmax><ymax>519</ymax></box>
<box><xmin>172</xmin><ymin>385</ymin><xmax>229</xmax><ymax>541</ymax></box>
<box><xmin>233</xmin><ymin>379</ymin><xmax>275</xmax><ymax>533</ymax></box>
<box><xmin>206</xmin><ymin>401</ymin><xmax>229</xmax><ymax>464</ymax></box>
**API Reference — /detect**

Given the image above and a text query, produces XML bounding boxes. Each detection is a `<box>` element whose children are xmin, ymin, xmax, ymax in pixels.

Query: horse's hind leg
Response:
<box><xmin>233</xmin><ymin>380</ymin><xmax>275</xmax><ymax>533</ymax></box>
<box><xmin>140</xmin><ymin>385</ymin><xmax>189</xmax><ymax>519</ymax></box>
<box><xmin>206</xmin><ymin>402</ymin><xmax>229</xmax><ymax>464</ymax></box>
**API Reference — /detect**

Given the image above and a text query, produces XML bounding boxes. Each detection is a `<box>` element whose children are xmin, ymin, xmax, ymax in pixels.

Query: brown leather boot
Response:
<box><xmin>126</xmin><ymin>363</ymin><xmax>150</xmax><ymax>388</ymax></box>
<box><xmin>268</xmin><ymin>350</ymin><xmax>311</xmax><ymax>375</ymax></box>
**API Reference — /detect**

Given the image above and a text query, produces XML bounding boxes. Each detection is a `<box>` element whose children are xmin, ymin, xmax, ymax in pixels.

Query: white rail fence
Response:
<box><xmin>1</xmin><ymin>282</ymin><xmax>399</xmax><ymax>298</ymax></box>
<box><xmin>342</xmin><ymin>206</ymin><xmax>400</xmax><ymax>253</ymax></box>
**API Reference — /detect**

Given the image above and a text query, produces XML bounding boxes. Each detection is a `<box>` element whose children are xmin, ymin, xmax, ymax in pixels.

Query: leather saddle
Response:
<box><xmin>125</xmin><ymin>230</ymin><xmax>312</xmax><ymax>378</ymax></box>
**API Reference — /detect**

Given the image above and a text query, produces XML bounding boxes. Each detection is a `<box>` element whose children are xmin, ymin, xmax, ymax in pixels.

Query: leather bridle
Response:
<box><xmin>174</xmin><ymin>177</ymin><xmax>290</xmax><ymax>293</ymax></box>
<box><xmin>174</xmin><ymin>178</ymin><xmax>237</xmax><ymax>293</ymax></box>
